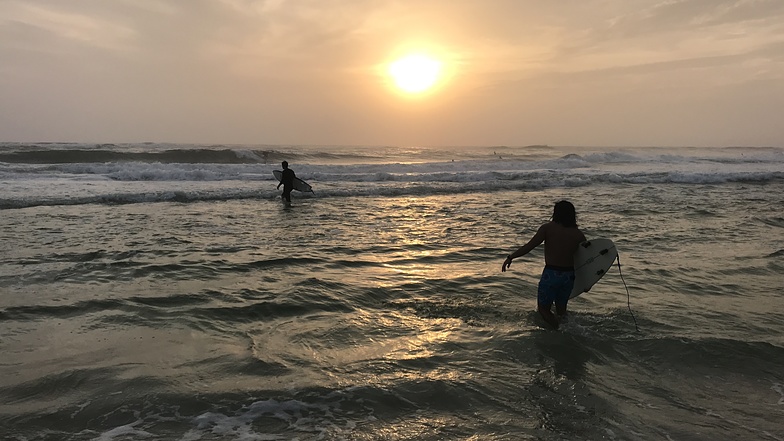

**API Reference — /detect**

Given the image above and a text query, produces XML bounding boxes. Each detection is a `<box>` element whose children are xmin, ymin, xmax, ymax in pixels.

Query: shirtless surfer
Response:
<box><xmin>502</xmin><ymin>200</ymin><xmax>587</xmax><ymax>329</ymax></box>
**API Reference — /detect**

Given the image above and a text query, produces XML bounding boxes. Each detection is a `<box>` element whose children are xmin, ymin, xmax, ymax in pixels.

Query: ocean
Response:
<box><xmin>1</xmin><ymin>143</ymin><xmax>782</xmax><ymax>440</ymax></box>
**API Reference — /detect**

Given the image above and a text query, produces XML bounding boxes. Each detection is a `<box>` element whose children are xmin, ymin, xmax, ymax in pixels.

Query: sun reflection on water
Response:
<box><xmin>371</xmin><ymin>197</ymin><xmax>481</xmax><ymax>282</ymax></box>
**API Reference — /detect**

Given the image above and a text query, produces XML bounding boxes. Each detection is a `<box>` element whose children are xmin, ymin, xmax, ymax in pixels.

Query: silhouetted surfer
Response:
<box><xmin>277</xmin><ymin>161</ymin><xmax>296</xmax><ymax>203</ymax></box>
<box><xmin>502</xmin><ymin>201</ymin><xmax>586</xmax><ymax>329</ymax></box>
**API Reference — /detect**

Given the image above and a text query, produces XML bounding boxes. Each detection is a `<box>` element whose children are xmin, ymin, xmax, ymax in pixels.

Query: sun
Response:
<box><xmin>388</xmin><ymin>54</ymin><xmax>443</xmax><ymax>94</ymax></box>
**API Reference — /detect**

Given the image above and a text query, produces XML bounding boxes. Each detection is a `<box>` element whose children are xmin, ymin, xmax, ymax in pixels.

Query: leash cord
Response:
<box><xmin>616</xmin><ymin>254</ymin><xmax>640</xmax><ymax>332</ymax></box>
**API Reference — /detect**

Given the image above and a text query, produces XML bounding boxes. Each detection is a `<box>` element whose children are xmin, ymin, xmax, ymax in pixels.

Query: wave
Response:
<box><xmin>0</xmin><ymin>147</ymin><xmax>279</xmax><ymax>165</ymax></box>
<box><xmin>2</xmin><ymin>144</ymin><xmax>783</xmax><ymax>209</ymax></box>
<box><xmin>4</xmin><ymin>153</ymin><xmax>783</xmax><ymax>181</ymax></box>
<box><xmin>4</xmin><ymin>143</ymin><xmax>781</xmax><ymax>166</ymax></box>
<box><xmin>2</xmin><ymin>170</ymin><xmax>782</xmax><ymax>209</ymax></box>
<box><xmin>0</xmin><ymin>143</ymin><xmax>436</xmax><ymax>165</ymax></box>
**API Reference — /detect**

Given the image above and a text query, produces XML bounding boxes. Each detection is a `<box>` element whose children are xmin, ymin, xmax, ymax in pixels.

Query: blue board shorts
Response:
<box><xmin>537</xmin><ymin>265</ymin><xmax>576</xmax><ymax>308</ymax></box>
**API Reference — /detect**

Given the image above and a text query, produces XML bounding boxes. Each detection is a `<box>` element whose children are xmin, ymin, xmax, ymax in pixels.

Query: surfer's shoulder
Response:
<box><xmin>544</xmin><ymin>221</ymin><xmax>584</xmax><ymax>240</ymax></box>
<box><xmin>536</xmin><ymin>222</ymin><xmax>555</xmax><ymax>235</ymax></box>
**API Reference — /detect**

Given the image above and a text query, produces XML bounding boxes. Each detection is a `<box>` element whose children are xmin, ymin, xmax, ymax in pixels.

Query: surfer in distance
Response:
<box><xmin>502</xmin><ymin>200</ymin><xmax>587</xmax><ymax>329</ymax></box>
<box><xmin>277</xmin><ymin>161</ymin><xmax>296</xmax><ymax>203</ymax></box>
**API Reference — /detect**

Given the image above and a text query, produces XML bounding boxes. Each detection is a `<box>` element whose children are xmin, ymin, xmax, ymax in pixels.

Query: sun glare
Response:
<box><xmin>388</xmin><ymin>54</ymin><xmax>443</xmax><ymax>94</ymax></box>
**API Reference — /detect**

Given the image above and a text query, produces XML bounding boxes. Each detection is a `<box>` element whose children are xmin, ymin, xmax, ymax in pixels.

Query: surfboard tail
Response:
<box><xmin>571</xmin><ymin>238</ymin><xmax>618</xmax><ymax>298</ymax></box>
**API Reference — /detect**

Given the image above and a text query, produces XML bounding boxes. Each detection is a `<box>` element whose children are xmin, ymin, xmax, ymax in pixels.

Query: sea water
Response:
<box><xmin>1</xmin><ymin>143</ymin><xmax>783</xmax><ymax>440</ymax></box>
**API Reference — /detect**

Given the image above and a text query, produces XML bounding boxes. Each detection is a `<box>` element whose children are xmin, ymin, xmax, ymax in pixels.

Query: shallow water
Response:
<box><xmin>1</xmin><ymin>144</ymin><xmax>783</xmax><ymax>440</ymax></box>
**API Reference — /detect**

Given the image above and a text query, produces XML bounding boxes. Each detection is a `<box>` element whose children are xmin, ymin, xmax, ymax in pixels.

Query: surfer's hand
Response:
<box><xmin>502</xmin><ymin>255</ymin><xmax>512</xmax><ymax>272</ymax></box>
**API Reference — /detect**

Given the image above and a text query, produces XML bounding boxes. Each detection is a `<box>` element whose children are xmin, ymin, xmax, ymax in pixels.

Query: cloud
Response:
<box><xmin>0</xmin><ymin>1</ymin><xmax>136</xmax><ymax>53</ymax></box>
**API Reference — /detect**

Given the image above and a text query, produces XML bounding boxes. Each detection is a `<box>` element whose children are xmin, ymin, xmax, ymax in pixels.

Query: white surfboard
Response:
<box><xmin>273</xmin><ymin>170</ymin><xmax>313</xmax><ymax>193</ymax></box>
<box><xmin>571</xmin><ymin>238</ymin><xmax>618</xmax><ymax>298</ymax></box>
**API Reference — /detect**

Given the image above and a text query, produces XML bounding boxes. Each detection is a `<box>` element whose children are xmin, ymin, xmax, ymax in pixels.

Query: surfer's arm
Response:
<box><xmin>502</xmin><ymin>225</ymin><xmax>546</xmax><ymax>272</ymax></box>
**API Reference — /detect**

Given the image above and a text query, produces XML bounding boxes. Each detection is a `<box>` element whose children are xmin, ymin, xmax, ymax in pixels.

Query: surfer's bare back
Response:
<box><xmin>502</xmin><ymin>201</ymin><xmax>586</xmax><ymax>329</ymax></box>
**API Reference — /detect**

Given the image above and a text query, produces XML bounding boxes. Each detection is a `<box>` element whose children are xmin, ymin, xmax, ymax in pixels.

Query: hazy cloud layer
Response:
<box><xmin>2</xmin><ymin>0</ymin><xmax>783</xmax><ymax>146</ymax></box>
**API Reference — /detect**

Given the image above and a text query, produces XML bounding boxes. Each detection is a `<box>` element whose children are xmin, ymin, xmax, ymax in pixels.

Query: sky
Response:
<box><xmin>1</xmin><ymin>0</ymin><xmax>783</xmax><ymax>147</ymax></box>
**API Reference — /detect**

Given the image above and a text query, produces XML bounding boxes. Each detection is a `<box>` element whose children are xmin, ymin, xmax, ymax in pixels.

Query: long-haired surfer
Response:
<box><xmin>502</xmin><ymin>200</ymin><xmax>587</xmax><ymax>329</ymax></box>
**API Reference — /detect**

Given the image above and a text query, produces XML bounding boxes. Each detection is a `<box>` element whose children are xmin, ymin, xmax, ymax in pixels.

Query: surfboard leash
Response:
<box><xmin>615</xmin><ymin>254</ymin><xmax>640</xmax><ymax>332</ymax></box>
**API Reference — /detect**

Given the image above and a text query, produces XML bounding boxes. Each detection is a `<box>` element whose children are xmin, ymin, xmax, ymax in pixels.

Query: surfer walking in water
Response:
<box><xmin>277</xmin><ymin>161</ymin><xmax>296</xmax><ymax>203</ymax></box>
<box><xmin>502</xmin><ymin>200</ymin><xmax>586</xmax><ymax>329</ymax></box>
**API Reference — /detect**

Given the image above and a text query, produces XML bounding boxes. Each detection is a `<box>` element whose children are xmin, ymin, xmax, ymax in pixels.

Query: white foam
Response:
<box><xmin>90</xmin><ymin>421</ymin><xmax>153</xmax><ymax>440</ymax></box>
<box><xmin>773</xmin><ymin>382</ymin><xmax>784</xmax><ymax>405</ymax></box>
<box><xmin>2</xmin><ymin>145</ymin><xmax>783</xmax><ymax>208</ymax></box>
<box><xmin>190</xmin><ymin>398</ymin><xmax>353</xmax><ymax>440</ymax></box>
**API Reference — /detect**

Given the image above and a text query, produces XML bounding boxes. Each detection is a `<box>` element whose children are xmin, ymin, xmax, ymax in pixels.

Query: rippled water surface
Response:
<box><xmin>1</xmin><ymin>145</ymin><xmax>783</xmax><ymax>440</ymax></box>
